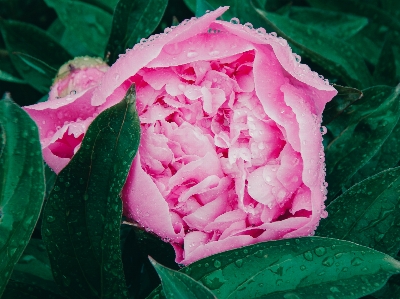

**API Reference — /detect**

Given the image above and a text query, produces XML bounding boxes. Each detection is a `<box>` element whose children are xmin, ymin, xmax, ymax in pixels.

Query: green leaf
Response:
<box><xmin>347</xmin><ymin>29</ymin><xmax>381</xmax><ymax>66</ymax></box>
<box><xmin>350</xmin><ymin>118</ymin><xmax>400</xmax><ymax>186</ymax></box>
<box><xmin>2</xmin><ymin>280</ymin><xmax>67</xmax><ymax>299</ymax></box>
<box><xmin>371</xmin><ymin>276</ymin><xmax>400</xmax><ymax>298</ymax></box>
<box><xmin>254</xmin><ymin>8</ymin><xmax>373</xmax><ymax>89</ymax></box>
<box><xmin>316</xmin><ymin>167</ymin><xmax>400</xmax><ymax>257</ymax></box>
<box><xmin>382</xmin><ymin>0</ymin><xmax>400</xmax><ymax>17</ymax></box>
<box><xmin>79</xmin><ymin>0</ymin><xmax>120</xmax><ymax>14</ymax></box>
<box><xmin>0</xmin><ymin>98</ymin><xmax>45</xmax><ymax>296</ymax></box>
<box><xmin>5</xmin><ymin>238</ymin><xmax>64</xmax><ymax>297</ymax></box>
<box><xmin>149</xmin><ymin>257</ymin><xmax>216</xmax><ymax>299</ymax></box>
<box><xmin>306</xmin><ymin>0</ymin><xmax>400</xmax><ymax>33</ymax></box>
<box><xmin>183</xmin><ymin>0</ymin><xmax>196</xmax><ymax>13</ymax></box>
<box><xmin>0</xmin><ymin>69</ymin><xmax>25</xmax><ymax>84</ymax></box>
<box><xmin>42</xmin><ymin>85</ymin><xmax>140</xmax><ymax>299</ymax></box>
<box><xmin>373</xmin><ymin>35</ymin><xmax>397</xmax><ymax>86</ymax></box>
<box><xmin>44</xmin><ymin>0</ymin><xmax>113</xmax><ymax>57</ymax></box>
<box><xmin>0</xmin><ymin>20</ymin><xmax>72</xmax><ymax>93</ymax></box>
<box><xmin>122</xmin><ymin>226</ymin><xmax>178</xmax><ymax>299</ymax></box>
<box><xmin>147</xmin><ymin>237</ymin><xmax>400</xmax><ymax>299</ymax></box>
<box><xmin>325</xmin><ymin>85</ymin><xmax>400</xmax><ymax>201</ymax></box>
<box><xmin>196</xmin><ymin>0</ymin><xmax>214</xmax><ymax>17</ymax></box>
<box><xmin>0</xmin><ymin>52</ymin><xmax>25</xmax><ymax>84</ymax></box>
<box><xmin>287</xmin><ymin>6</ymin><xmax>368</xmax><ymax>39</ymax></box>
<box><xmin>105</xmin><ymin>0</ymin><xmax>168</xmax><ymax>64</ymax></box>
<box><xmin>322</xmin><ymin>85</ymin><xmax>363</xmax><ymax>126</ymax></box>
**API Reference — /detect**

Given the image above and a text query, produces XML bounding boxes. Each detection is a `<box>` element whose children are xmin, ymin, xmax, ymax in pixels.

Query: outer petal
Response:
<box><xmin>122</xmin><ymin>154</ymin><xmax>184</xmax><ymax>242</ymax></box>
<box><xmin>92</xmin><ymin>7</ymin><xmax>230</xmax><ymax>107</ymax></box>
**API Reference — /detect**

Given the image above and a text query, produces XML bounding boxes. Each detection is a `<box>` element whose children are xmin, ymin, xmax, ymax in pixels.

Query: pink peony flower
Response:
<box><xmin>25</xmin><ymin>56</ymin><xmax>109</xmax><ymax>173</ymax></box>
<box><xmin>25</xmin><ymin>7</ymin><xmax>337</xmax><ymax>265</ymax></box>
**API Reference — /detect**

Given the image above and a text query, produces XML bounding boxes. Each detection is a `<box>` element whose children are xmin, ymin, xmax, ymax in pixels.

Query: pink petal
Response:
<box><xmin>122</xmin><ymin>154</ymin><xmax>184</xmax><ymax>242</ymax></box>
<box><xmin>92</xmin><ymin>6</ymin><xmax>230</xmax><ymax>106</ymax></box>
<box><xmin>183</xmin><ymin>194</ymin><xmax>227</xmax><ymax>231</ymax></box>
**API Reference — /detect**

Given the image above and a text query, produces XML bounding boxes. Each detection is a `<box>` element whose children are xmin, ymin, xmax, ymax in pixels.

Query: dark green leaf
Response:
<box><xmin>351</xmin><ymin>118</ymin><xmax>400</xmax><ymax>186</ymax></box>
<box><xmin>325</xmin><ymin>85</ymin><xmax>400</xmax><ymax>201</ymax></box>
<box><xmin>254</xmin><ymin>8</ymin><xmax>373</xmax><ymax>89</ymax></box>
<box><xmin>150</xmin><ymin>257</ymin><xmax>216</xmax><ymax>299</ymax></box>
<box><xmin>0</xmin><ymin>52</ymin><xmax>25</xmax><ymax>84</ymax></box>
<box><xmin>196</xmin><ymin>0</ymin><xmax>214</xmax><ymax>17</ymax></box>
<box><xmin>13</xmin><ymin>238</ymin><xmax>54</xmax><ymax>283</ymax></box>
<box><xmin>182</xmin><ymin>0</ymin><xmax>196</xmax><ymax>13</ymax></box>
<box><xmin>2</xmin><ymin>280</ymin><xmax>66</xmax><ymax>299</ymax></box>
<box><xmin>373</xmin><ymin>35</ymin><xmax>397</xmax><ymax>86</ymax></box>
<box><xmin>6</xmin><ymin>238</ymin><xmax>64</xmax><ymax>297</ymax></box>
<box><xmin>0</xmin><ymin>20</ymin><xmax>72</xmax><ymax>93</ymax></box>
<box><xmin>147</xmin><ymin>237</ymin><xmax>400</xmax><ymax>299</ymax></box>
<box><xmin>125</xmin><ymin>0</ymin><xmax>168</xmax><ymax>48</ymax></box>
<box><xmin>0</xmin><ymin>98</ymin><xmax>45</xmax><ymax>296</ymax></box>
<box><xmin>0</xmin><ymin>69</ymin><xmax>25</xmax><ymax>84</ymax></box>
<box><xmin>322</xmin><ymin>84</ymin><xmax>363</xmax><ymax>126</ymax></box>
<box><xmin>79</xmin><ymin>0</ymin><xmax>120</xmax><ymax>15</ymax></box>
<box><xmin>42</xmin><ymin>85</ymin><xmax>140</xmax><ymax>299</ymax></box>
<box><xmin>371</xmin><ymin>275</ymin><xmax>400</xmax><ymax>298</ymax></box>
<box><xmin>105</xmin><ymin>0</ymin><xmax>168</xmax><ymax>64</ymax></box>
<box><xmin>287</xmin><ymin>6</ymin><xmax>368</xmax><ymax>39</ymax></box>
<box><xmin>316</xmin><ymin>167</ymin><xmax>400</xmax><ymax>257</ymax></box>
<box><xmin>306</xmin><ymin>0</ymin><xmax>400</xmax><ymax>33</ymax></box>
<box><xmin>44</xmin><ymin>164</ymin><xmax>56</xmax><ymax>200</ymax></box>
<box><xmin>122</xmin><ymin>226</ymin><xmax>178</xmax><ymax>299</ymax></box>
<box><xmin>44</xmin><ymin>0</ymin><xmax>112</xmax><ymax>57</ymax></box>
<box><xmin>382</xmin><ymin>0</ymin><xmax>400</xmax><ymax>17</ymax></box>
<box><xmin>347</xmin><ymin>30</ymin><xmax>381</xmax><ymax>66</ymax></box>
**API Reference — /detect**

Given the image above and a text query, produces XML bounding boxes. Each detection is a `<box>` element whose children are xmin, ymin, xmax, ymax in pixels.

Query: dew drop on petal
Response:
<box><xmin>230</xmin><ymin>17</ymin><xmax>240</xmax><ymax>24</ymax></box>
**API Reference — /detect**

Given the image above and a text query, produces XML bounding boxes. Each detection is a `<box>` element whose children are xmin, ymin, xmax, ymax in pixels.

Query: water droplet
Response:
<box><xmin>114</xmin><ymin>73</ymin><xmax>120</xmax><ymax>81</ymax></box>
<box><xmin>314</xmin><ymin>246</ymin><xmax>327</xmax><ymax>257</ymax></box>
<box><xmin>20</xmin><ymin>255</ymin><xmax>35</xmax><ymax>264</ymax></box>
<box><xmin>244</xmin><ymin>22</ymin><xmax>253</xmax><ymax>30</ymax></box>
<box><xmin>293</xmin><ymin>54</ymin><xmax>301</xmax><ymax>63</ymax></box>
<box><xmin>334</xmin><ymin>253</ymin><xmax>343</xmax><ymax>259</ymax></box>
<box><xmin>276</xmin><ymin>279</ymin><xmax>283</xmax><ymax>286</ymax></box>
<box><xmin>46</xmin><ymin>215</ymin><xmax>55</xmax><ymax>223</ymax></box>
<box><xmin>351</xmin><ymin>257</ymin><xmax>363</xmax><ymax>266</ymax></box>
<box><xmin>44</xmin><ymin>229</ymin><xmax>51</xmax><ymax>236</ymax></box>
<box><xmin>62</xmin><ymin>275</ymin><xmax>71</xmax><ymax>286</ymax></box>
<box><xmin>70</xmin><ymin>90</ymin><xmax>76</xmax><ymax>95</ymax></box>
<box><xmin>209</xmin><ymin>50</ymin><xmax>220</xmax><ymax>56</ymax></box>
<box><xmin>300</xmin><ymin>265</ymin><xmax>306</xmax><ymax>271</ymax></box>
<box><xmin>256</xmin><ymin>28</ymin><xmax>266</xmax><ymax>34</ymax></box>
<box><xmin>235</xmin><ymin>259</ymin><xmax>243</xmax><ymax>267</ymax></box>
<box><xmin>187</xmin><ymin>51</ymin><xmax>198</xmax><ymax>58</ymax></box>
<box><xmin>255</xmin><ymin>249</ymin><xmax>264</xmax><ymax>258</ymax></box>
<box><xmin>322</xmin><ymin>256</ymin><xmax>334</xmax><ymax>267</ymax></box>
<box><xmin>327</xmin><ymin>286</ymin><xmax>340</xmax><ymax>295</ymax></box>
<box><xmin>230</xmin><ymin>17</ymin><xmax>240</xmax><ymax>24</ymax></box>
<box><xmin>214</xmin><ymin>260</ymin><xmax>221</xmax><ymax>268</ymax></box>
<box><xmin>303</xmin><ymin>251</ymin><xmax>313</xmax><ymax>261</ymax></box>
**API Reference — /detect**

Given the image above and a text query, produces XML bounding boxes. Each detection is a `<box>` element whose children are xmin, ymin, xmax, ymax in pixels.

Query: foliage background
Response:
<box><xmin>1</xmin><ymin>0</ymin><xmax>400</xmax><ymax>298</ymax></box>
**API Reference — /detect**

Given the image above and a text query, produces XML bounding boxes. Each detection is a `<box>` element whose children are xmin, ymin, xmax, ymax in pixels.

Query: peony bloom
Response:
<box><xmin>25</xmin><ymin>56</ymin><xmax>109</xmax><ymax>173</ymax></box>
<box><xmin>25</xmin><ymin>7</ymin><xmax>337</xmax><ymax>264</ymax></box>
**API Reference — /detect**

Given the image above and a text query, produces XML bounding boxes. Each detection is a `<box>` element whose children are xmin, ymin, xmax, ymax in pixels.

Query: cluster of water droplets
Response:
<box><xmin>227</xmin><ymin>17</ymin><xmax>331</xmax><ymax>86</ymax></box>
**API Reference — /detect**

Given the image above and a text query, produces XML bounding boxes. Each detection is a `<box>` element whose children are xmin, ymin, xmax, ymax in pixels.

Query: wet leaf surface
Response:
<box><xmin>316</xmin><ymin>167</ymin><xmax>400</xmax><ymax>257</ymax></box>
<box><xmin>0</xmin><ymin>98</ymin><xmax>45</xmax><ymax>296</ymax></box>
<box><xmin>150</xmin><ymin>257</ymin><xmax>216</xmax><ymax>299</ymax></box>
<box><xmin>325</xmin><ymin>85</ymin><xmax>400</xmax><ymax>202</ymax></box>
<box><xmin>42</xmin><ymin>86</ymin><xmax>140</xmax><ymax>299</ymax></box>
<box><xmin>146</xmin><ymin>237</ymin><xmax>400</xmax><ymax>299</ymax></box>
